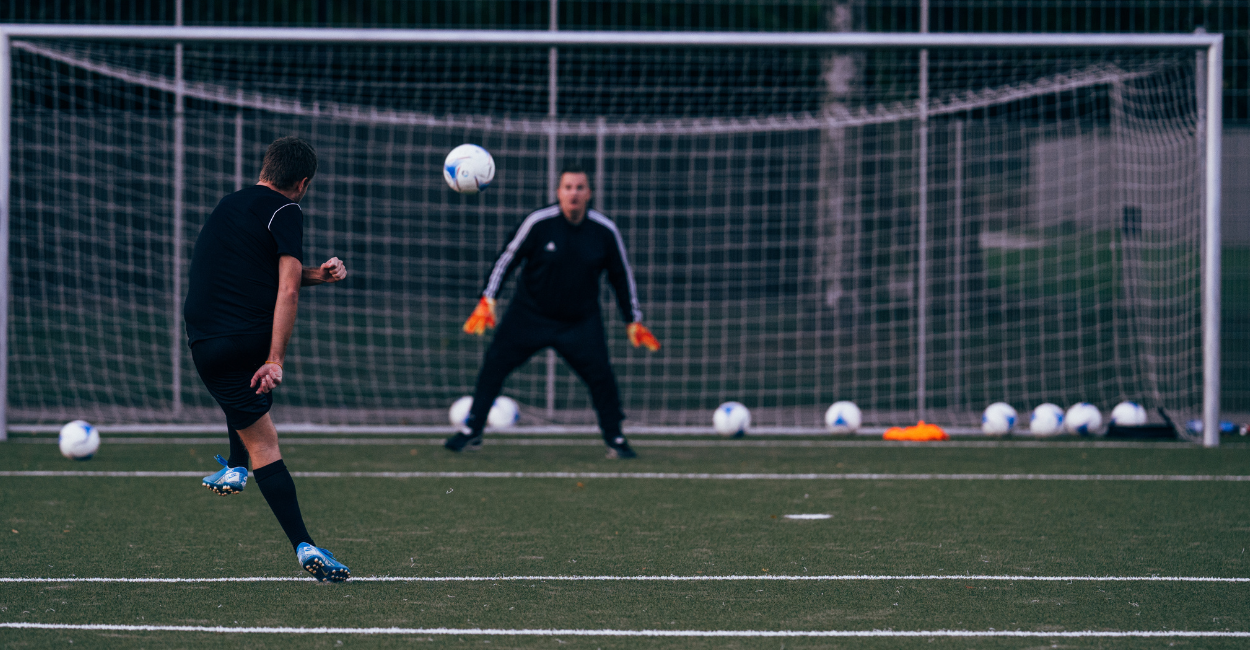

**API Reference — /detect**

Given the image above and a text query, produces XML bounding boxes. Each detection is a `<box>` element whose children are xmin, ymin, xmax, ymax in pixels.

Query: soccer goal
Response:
<box><xmin>0</xmin><ymin>27</ymin><xmax>1224</xmax><ymax>444</ymax></box>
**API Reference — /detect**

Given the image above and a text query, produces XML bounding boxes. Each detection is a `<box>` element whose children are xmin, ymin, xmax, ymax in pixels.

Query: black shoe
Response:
<box><xmin>444</xmin><ymin>431</ymin><xmax>483</xmax><ymax>452</ymax></box>
<box><xmin>604</xmin><ymin>435</ymin><xmax>637</xmax><ymax>459</ymax></box>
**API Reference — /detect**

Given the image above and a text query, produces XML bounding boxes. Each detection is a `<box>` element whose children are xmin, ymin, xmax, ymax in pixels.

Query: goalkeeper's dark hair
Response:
<box><xmin>260</xmin><ymin>136</ymin><xmax>318</xmax><ymax>191</ymax></box>
<box><xmin>558</xmin><ymin>161</ymin><xmax>591</xmax><ymax>186</ymax></box>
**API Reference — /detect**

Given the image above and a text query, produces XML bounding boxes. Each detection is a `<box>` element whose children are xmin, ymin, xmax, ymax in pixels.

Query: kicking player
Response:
<box><xmin>184</xmin><ymin>136</ymin><xmax>351</xmax><ymax>582</ymax></box>
<box><xmin>446</xmin><ymin>163</ymin><xmax>661</xmax><ymax>458</ymax></box>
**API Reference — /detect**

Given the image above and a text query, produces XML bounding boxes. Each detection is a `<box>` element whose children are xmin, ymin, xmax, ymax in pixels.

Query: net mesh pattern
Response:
<box><xmin>8</xmin><ymin>40</ymin><xmax>1204</xmax><ymax>427</ymax></box>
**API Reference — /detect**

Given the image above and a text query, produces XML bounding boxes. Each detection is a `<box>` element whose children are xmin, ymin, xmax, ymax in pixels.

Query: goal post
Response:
<box><xmin>0</xmin><ymin>26</ymin><xmax>1224</xmax><ymax>445</ymax></box>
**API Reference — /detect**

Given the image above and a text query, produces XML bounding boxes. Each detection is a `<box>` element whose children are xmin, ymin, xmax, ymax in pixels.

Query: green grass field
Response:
<box><xmin>2</xmin><ymin>436</ymin><xmax>1249</xmax><ymax>648</ymax></box>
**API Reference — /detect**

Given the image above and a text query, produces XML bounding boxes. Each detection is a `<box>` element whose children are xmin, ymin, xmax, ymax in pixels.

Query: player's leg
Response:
<box><xmin>553</xmin><ymin>316</ymin><xmax>635</xmax><ymax>459</ymax></box>
<box><xmin>446</xmin><ymin>309</ymin><xmax>548</xmax><ymax>452</ymax></box>
<box><xmin>190</xmin><ymin>334</ymin><xmax>349</xmax><ymax>581</ymax></box>
<box><xmin>234</xmin><ymin>413</ymin><xmax>350</xmax><ymax>582</ymax></box>
<box><xmin>191</xmin><ymin>335</ymin><xmax>270</xmax><ymax>495</ymax></box>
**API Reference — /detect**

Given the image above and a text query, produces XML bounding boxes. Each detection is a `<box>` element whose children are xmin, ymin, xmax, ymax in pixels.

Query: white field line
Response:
<box><xmin>7</xmin><ymin>437</ymin><xmax>1211</xmax><ymax>449</ymax></box>
<box><xmin>2</xmin><ymin>574</ymin><xmax>1247</xmax><ymax>583</ymax></box>
<box><xmin>1</xmin><ymin>470</ymin><xmax>1248</xmax><ymax>481</ymax></box>
<box><xmin>1</xmin><ymin>622</ymin><xmax>1247</xmax><ymax>638</ymax></box>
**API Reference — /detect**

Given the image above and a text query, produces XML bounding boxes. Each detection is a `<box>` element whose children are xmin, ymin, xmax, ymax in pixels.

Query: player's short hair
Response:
<box><xmin>558</xmin><ymin>162</ymin><xmax>591</xmax><ymax>187</ymax></box>
<box><xmin>260</xmin><ymin>136</ymin><xmax>318</xmax><ymax>191</ymax></box>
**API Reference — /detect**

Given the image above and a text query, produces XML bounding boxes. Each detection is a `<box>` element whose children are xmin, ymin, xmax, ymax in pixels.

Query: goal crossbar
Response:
<box><xmin>0</xmin><ymin>27</ymin><xmax>1224</xmax><ymax>445</ymax></box>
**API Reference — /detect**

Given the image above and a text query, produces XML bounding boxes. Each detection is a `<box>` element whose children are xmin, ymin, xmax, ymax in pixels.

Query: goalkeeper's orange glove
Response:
<box><xmin>627</xmin><ymin>322</ymin><xmax>661</xmax><ymax>351</ymax></box>
<box><xmin>463</xmin><ymin>297</ymin><xmax>497</xmax><ymax>335</ymax></box>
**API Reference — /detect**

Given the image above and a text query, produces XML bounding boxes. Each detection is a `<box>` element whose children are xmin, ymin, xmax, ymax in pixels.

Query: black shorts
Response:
<box><xmin>190</xmin><ymin>333</ymin><xmax>273</xmax><ymax>430</ymax></box>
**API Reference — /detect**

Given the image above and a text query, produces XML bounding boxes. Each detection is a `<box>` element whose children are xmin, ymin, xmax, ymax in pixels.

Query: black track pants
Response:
<box><xmin>467</xmin><ymin>308</ymin><xmax>624</xmax><ymax>436</ymax></box>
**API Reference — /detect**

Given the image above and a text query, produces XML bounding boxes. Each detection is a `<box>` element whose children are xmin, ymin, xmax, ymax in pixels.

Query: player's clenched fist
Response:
<box><xmin>463</xmin><ymin>296</ymin><xmax>497</xmax><ymax>335</ymax></box>
<box><xmin>320</xmin><ymin>257</ymin><xmax>347</xmax><ymax>283</ymax></box>
<box><xmin>627</xmin><ymin>322</ymin><xmax>660</xmax><ymax>351</ymax></box>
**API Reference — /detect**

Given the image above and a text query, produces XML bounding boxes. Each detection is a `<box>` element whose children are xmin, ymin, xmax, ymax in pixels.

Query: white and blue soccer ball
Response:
<box><xmin>1064</xmin><ymin>403</ymin><xmax>1103</xmax><ymax>435</ymax></box>
<box><xmin>58</xmin><ymin>420</ymin><xmax>100</xmax><ymax>460</ymax></box>
<box><xmin>824</xmin><ymin>401</ymin><xmax>862</xmax><ymax>434</ymax></box>
<box><xmin>443</xmin><ymin>144</ymin><xmax>495</xmax><ymax>194</ymax></box>
<box><xmin>449</xmin><ymin>395</ymin><xmax>521</xmax><ymax>429</ymax></box>
<box><xmin>981</xmin><ymin>402</ymin><xmax>1018</xmax><ymax>435</ymax></box>
<box><xmin>1029</xmin><ymin>403</ymin><xmax>1065</xmax><ymax>435</ymax></box>
<box><xmin>713</xmin><ymin>402</ymin><xmax>751</xmax><ymax>437</ymax></box>
<box><xmin>1110</xmin><ymin>401</ymin><xmax>1148</xmax><ymax>427</ymax></box>
<box><xmin>448</xmin><ymin>396</ymin><xmax>474</xmax><ymax>427</ymax></box>
<box><xmin>487</xmin><ymin>396</ymin><xmax>520</xmax><ymax>429</ymax></box>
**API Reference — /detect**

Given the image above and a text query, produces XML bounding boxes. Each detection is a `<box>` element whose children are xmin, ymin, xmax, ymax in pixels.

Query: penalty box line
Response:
<box><xmin>1</xmin><ymin>622</ymin><xmax>1248</xmax><ymax>638</ymax></box>
<box><xmin>2</xmin><ymin>470</ymin><xmax>1249</xmax><ymax>481</ymax></box>
<box><xmin>3</xmin><ymin>574</ymin><xmax>1248</xmax><ymax>583</ymax></box>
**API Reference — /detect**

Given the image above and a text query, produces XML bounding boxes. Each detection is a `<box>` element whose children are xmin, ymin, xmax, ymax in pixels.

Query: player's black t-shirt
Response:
<box><xmin>481</xmin><ymin>205</ymin><xmax>643</xmax><ymax>324</ymax></box>
<box><xmin>183</xmin><ymin>185</ymin><xmax>304</xmax><ymax>345</ymax></box>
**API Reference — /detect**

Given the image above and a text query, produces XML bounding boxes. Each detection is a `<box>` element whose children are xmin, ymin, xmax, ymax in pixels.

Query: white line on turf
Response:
<box><xmin>785</xmin><ymin>514</ymin><xmax>833</xmax><ymax>519</ymax></box>
<box><xmin>2</xmin><ymin>575</ymin><xmax>1247</xmax><ymax>583</ymax></box>
<box><xmin>2</xmin><ymin>470</ymin><xmax>1248</xmax><ymax>481</ymax></box>
<box><xmin>7</xmin><ymin>437</ymin><xmax>1216</xmax><ymax>449</ymax></box>
<box><xmin>1</xmin><ymin>622</ymin><xmax>1247</xmax><ymax>637</ymax></box>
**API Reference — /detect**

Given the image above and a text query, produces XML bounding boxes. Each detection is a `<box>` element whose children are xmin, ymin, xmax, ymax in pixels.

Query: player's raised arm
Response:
<box><xmin>301</xmin><ymin>256</ymin><xmax>347</xmax><ymax>286</ymax></box>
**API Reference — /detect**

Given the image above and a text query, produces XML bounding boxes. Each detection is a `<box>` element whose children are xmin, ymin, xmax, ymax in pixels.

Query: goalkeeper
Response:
<box><xmin>447</xmin><ymin>163</ymin><xmax>660</xmax><ymax>459</ymax></box>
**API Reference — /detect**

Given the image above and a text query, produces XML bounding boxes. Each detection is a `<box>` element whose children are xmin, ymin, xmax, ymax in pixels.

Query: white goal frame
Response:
<box><xmin>0</xmin><ymin>26</ymin><xmax>1224</xmax><ymax>445</ymax></box>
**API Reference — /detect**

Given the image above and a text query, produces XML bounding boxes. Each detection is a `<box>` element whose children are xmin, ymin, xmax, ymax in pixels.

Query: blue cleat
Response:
<box><xmin>297</xmin><ymin>543</ymin><xmax>351</xmax><ymax>582</ymax></box>
<box><xmin>201</xmin><ymin>455</ymin><xmax>247</xmax><ymax>496</ymax></box>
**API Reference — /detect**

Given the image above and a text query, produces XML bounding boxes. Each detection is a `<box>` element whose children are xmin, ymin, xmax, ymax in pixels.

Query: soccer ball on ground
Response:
<box><xmin>488</xmin><ymin>396</ymin><xmax>520</xmax><ymax>429</ymax></box>
<box><xmin>981</xmin><ymin>402</ymin><xmax>1018</xmax><ymax>435</ymax></box>
<box><xmin>448</xmin><ymin>396</ymin><xmax>474</xmax><ymax>427</ymax></box>
<box><xmin>712</xmin><ymin>402</ymin><xmax>751</xmax><ymax>437</ymax></box>
<box><xmin>1029</xmin><ymin>403</ymin><xmax>1065</xmax><ymax>435</ymax></box>
<box><xmin>1109</xmin><ymin>401</ymin><xmax>1148</xmax><ymax>426</ymax></box>
<box><xmin>824</xmin><ymin>401</ymin><xmax>862</xmax><ymax>434</ymax></box>
<box><xmin>1064</xmin><ymin>403</ymin><xmax>1103</xmax><ymax>435</ymax></box>
<box><xmin>58</xmin><ymin>420</ymin><xmax>100</xmax><ymax>460</ymax></box>
<box><xmin>443</xmin><ymin>144</ymin><xmax>495</xmax><ymax>194</ymax></box>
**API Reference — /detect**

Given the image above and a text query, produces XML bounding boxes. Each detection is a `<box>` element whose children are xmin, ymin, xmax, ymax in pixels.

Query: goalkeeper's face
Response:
<box><xmin>557</xmin><ymin>172</ymin><xmax>592</xmax><ymax>224</ymax></box>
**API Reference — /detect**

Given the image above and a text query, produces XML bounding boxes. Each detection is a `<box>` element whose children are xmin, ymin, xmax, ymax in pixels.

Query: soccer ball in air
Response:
<box><xmin>443</xmin><ymin>144</ymin><xmax>495</xmax><ymax>194</ymax></box>
<box><xmin>824</xmin><ymin>401</ymin><xmax>862</xmax><ymax>434</ymax></box>
<box><xmin>1064</xmin><ymin>403</ymin><xmax>1103</xmax><ymax>435</ymax></box>
<box><xmin>1029</xmin><ymin>403</ymin><xmax>1065</xmax><ymax>435</ymax></box>
<box><xmin>58</xmin><ymin>420</ymin><xmax>100</xmax><ymax>460</ymax></box>
<box><xmin>1110</xmin><ymin>401</ymin><xmax>1148</xmax><ymax>427</ymax></box>
<box><xmin>712</xmin><ymin>402</ymin><xmax>751</xmax><ymax>437</ymax></box>
<box><xmin>487</xmin><ymin>396</ymin><xmax>520</xmax><ymax>429</ymax></box>
<box><xmin>981</xmin><ymin>402</ymin><xmax>1018</xmax><ymax>435</ymax></box>
<box><xmin>448</xmin><ymin>396</ymin><xmax>474</xmax><ymax>427</ymax></box>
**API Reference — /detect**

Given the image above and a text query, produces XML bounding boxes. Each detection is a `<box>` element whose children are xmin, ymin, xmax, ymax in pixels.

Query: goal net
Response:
<box><xmin>5</xmin><ymin>34</ymin><xmax>1211</xmax><ymax>430</ymax></box>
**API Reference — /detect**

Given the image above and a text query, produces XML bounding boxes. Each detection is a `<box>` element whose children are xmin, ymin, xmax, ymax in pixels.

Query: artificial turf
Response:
<box><xmin>2</xmin><ymin>438</ymin><xmax>1248</xmax><ymax>649</ymax></box>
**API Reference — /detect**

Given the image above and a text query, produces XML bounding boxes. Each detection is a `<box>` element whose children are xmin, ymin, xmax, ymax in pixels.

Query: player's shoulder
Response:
<box><xmin>513</xmin><ymin>205</ymin><xmax>563</xmax><ymax>235</ymax></box>
<box><xmin>585</xmin><ymin>210</ymin><xmax>621</xmax><ymax>235</ymax></box>
<box><xmin>220</xmin><ymin>185</ymin><xmax>300</xmax><ymax>220</ymax></box>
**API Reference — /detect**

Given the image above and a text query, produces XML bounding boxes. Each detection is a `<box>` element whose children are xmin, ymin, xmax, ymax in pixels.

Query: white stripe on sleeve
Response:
<box><xmin>587</xmin><ymin>210</ymin><xmax>643</xmax><ymax>323</ymax></box>
<box><xmin>267</xmin><ymin>202</ymin><xmax>299</xmax><ymax>231</ymax></box>
<box><xmin>483</xmin><ymin>206</ymin><xmax>562</xmax><ymax>299</ymax></box>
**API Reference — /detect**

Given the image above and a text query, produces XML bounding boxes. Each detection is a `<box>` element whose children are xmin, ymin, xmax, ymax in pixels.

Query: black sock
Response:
<box><xmin>226</xmin><ymin>428</ymin><xmax>250</xmax><ymax>469</ymax></box>
<box><xmin>254</xmin><ymin>460</ymin><xmax>315</xmax><ymax>550</ymax></box>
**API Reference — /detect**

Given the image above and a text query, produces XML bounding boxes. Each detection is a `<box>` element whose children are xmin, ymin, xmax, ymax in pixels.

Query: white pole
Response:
<box><xmin>952</xmin><ymin>119</ymin><xmax>963</xmax><ymax>412</ymax></box>
<box><xmin>1202</xmin><ymin>38</ymin><xmax>1223</xmax><ymax>448</ymax></box>
<box><xmin>234</xmin><ymin>89</ymin><xmax>244</xmax><ymax>190</ymax></box>
<box><xmin>916</xmin><ymin>1</ymin><xmax>929</xmax><ymax>419</ymax></box>
<box><xmin>0</xmin><ymin>27</ymin><xmax>1222</xmax><ymax>49</ymax></box>
<box><xmin>545</xmin><ymin>0</ymin><xmax>559</xmax><ymax>420</ymax></box>
<box><xmin>0</xmin><ymin>34</ymin><xmax>10</xmax><ymax>441</ymax></box>
<box><xmin>170</xmin><ymin>4</ymin><xmax>185</xmax><ymax>416</ymax></box>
